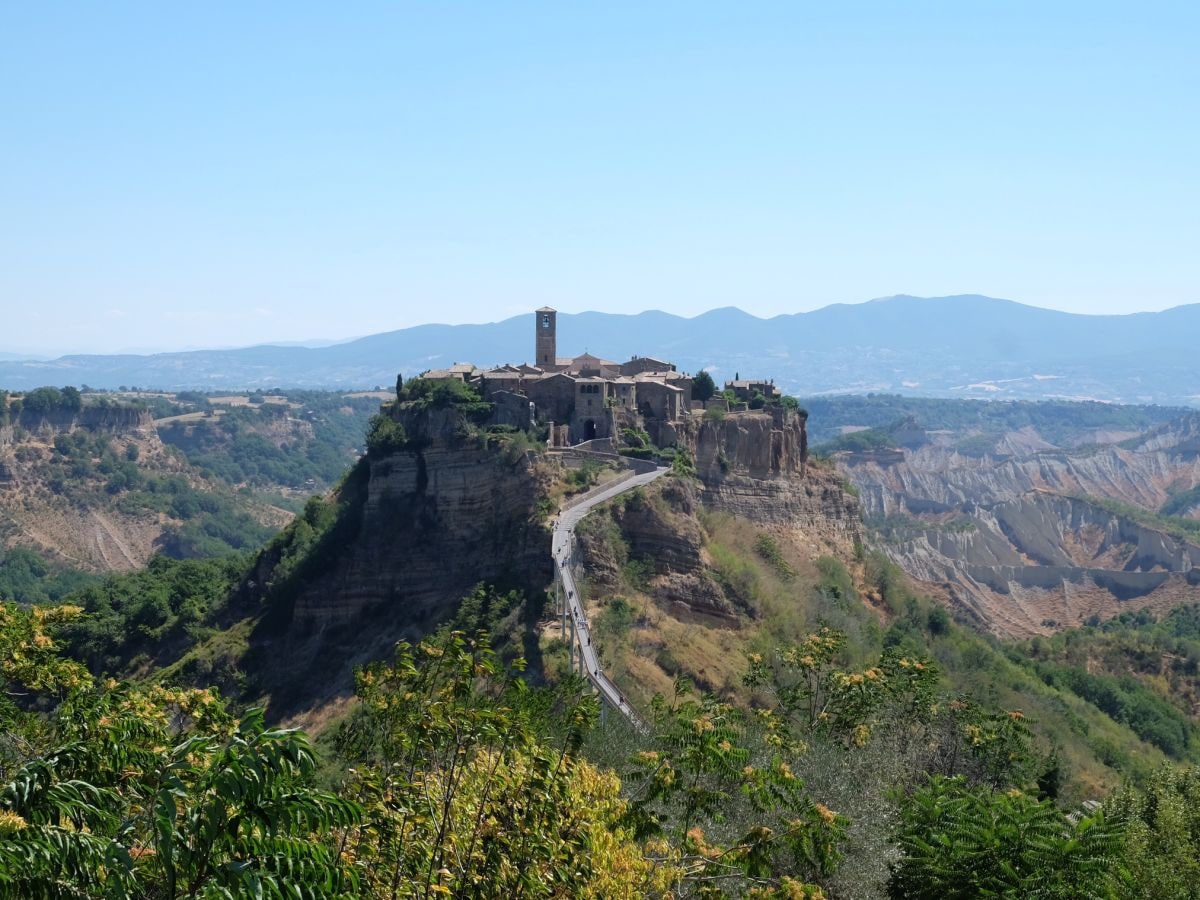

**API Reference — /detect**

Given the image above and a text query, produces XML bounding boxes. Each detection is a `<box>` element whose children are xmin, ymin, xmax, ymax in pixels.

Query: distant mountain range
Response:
<box><xmin>2</xmin><ymin>295</ymin><xmax>1198</xmax><ymax>405</ymax></box>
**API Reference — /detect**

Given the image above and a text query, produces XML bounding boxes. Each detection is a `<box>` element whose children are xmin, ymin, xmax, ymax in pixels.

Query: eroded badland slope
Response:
<box><xmin>0</xmin><ymin>401</ymin><xmax>285</xmax><ymax>575</ymax></box>
<box><xmin>839</xmin><ymin>413</ymin><xmax>1200</xmax><ymax>638</ymax></box>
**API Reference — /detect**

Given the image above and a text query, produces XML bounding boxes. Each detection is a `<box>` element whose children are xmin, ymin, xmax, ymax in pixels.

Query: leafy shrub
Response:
<box><xmin>1107</xmin><ymin>764</ymin><xmax>1200</xmax><ymax>898</ymax></box>
<box><xmin>888</xmin><ymin>776</ymin><xmax>1122</xmax><ymax>899</ymax></box>
<box><xmin>754</xmin><ymin>533</ymin><xmax>795</xmax><ymax>581</ymax></box>
<box><xmin>18</xmin><ymin>385</ymin><xmax>83</xmax><ymax>415</ymax></box>
<box><xmin>0</xmin><ymin>603</ymin><xmax>360</xmax><ymax>897</ymax></box>
<box><xmin>398</xmin><ymin>377</ymin><xmax>492</xmax><ymax>419</ymax></box>
<box><xmin>670</xmin><ymin>447</ymin><xmax>696</xmax><ymax>477</ymax></box>
<box><xmin>365</xmin><ymin>413</ymin><xmax>408</xmax><ymax>456</ymax></box>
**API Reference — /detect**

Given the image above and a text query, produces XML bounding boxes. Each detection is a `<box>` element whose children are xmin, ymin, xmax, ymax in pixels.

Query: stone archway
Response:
<box><xmin>583</xmin><ymin>419</ymin><xmax>597</xmax><ymax>441</ymax></box>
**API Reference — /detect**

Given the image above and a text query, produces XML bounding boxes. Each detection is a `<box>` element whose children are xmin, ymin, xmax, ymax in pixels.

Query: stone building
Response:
<box><xmin>619</xmin><ymin>356</ymin><xmax>674</xmax><ymax>376</ymax></box>
<box><xmin>634</xmin><ymin>376</ymin><xmax>685</xmax><ymax>421</ymax></box>
<box><xmin>725</xmin><ymin>379</ymin><xmax>780</xmax><ymax>403</ymax></box>
<box><xmin>523</xmin><ymin>372</ymin><xmax>576</xmax><ymax>424</ymax></box>
<box><xmin>572</xmin><ymin>377</ymin><xmax>612</xmax><ymax>441</ymax></box>
<box><xmin>535</xmin><ymin>307</ymin><xmax>557</xmax><ymax>368</ymax></box>
<box><xmin>422</xmin><ymin>362</ymin><xmax>480</xmax><ymax>382</ymax></box>
<box><xmin>417</xmin><ymin>306</ymin><xmax>788</xmax><ymax>447</ymax></box>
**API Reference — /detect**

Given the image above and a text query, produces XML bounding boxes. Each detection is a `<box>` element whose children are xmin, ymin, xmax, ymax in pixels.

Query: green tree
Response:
<box><xmin>692</xmin><ymin>370</ymin><xmax>717</xmax><ymax>402</ymax></box>
<box><xmin>888</xmin><ymin>776</ymin><xmax>1122</xmax><ymax>899</ymax></box>
<box><xmin>19</xmin><ymin>387</ymin><xmax>65</xmax><ymax>415</ymax></box>
<box><xmin>626</xmin><ymin>680</ymin><xmax>847</xmax><ymax>896</ymax></box>
<box><xmin>334</xmin><ymin>630</ymin><xmax>654</xmax><ymax>898</ymax></box>
<box><xmin>60</xmin><ymin>385</ymin><xmax>83</xmax><ymax>411</ymax></box>
<box><xmin>0</xmin><ymin>602</ymin><xmax>360</xmax><ymax>898</ymax></box>
<box><xmin>1106</xmin><ymin>764</ymin><xmax>1200</xmax><ymax>898</ymax></box>
<box><xmin>365</xmin><ymin>414</ymin><xmax>408</xmax><ymax>456</ymax></box>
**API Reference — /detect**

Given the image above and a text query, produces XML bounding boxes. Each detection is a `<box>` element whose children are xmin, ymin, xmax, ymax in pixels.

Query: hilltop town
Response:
<box><xmin>421</xmin><ymin>306</ymin><xmax>787</xmax><ymax>447</ymax></box>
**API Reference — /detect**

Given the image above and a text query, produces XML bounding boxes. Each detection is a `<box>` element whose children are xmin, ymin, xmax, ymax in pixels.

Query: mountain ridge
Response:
<box><xmin>2</xmin><ymin>295</ymin><xmax>1198</xmax><ymax>404</ymax></box>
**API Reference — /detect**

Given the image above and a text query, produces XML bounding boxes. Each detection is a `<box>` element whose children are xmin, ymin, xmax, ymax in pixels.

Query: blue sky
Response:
<box><xmin>1</xmin><ymin>2</ymin><xmax>1197</xmax><ymax>354</ymax></box>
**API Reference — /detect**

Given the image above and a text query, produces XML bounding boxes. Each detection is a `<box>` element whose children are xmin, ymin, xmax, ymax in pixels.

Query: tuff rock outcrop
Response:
<box><xmin>576</xmin><ymin>411</ymin><xmax>862</xmax><ymax>620</ymax></box>
<box><xmin>286</xmin><ymin>406</ymin><xmax>553</xmax><ymax>629</ymax></box>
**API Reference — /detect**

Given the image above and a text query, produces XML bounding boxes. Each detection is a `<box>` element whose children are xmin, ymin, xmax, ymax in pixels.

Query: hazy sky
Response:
<box><xmin>2</xmin><ymin>2</ymin><xmax>1197</xmax><ymax>355</ymax></box>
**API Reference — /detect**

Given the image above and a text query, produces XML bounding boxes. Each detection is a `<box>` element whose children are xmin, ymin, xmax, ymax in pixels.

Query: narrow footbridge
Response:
<box><xmin>551</xmin><ymin>458</ymin><xmax>669</xmax><ymax>732</ymax></box>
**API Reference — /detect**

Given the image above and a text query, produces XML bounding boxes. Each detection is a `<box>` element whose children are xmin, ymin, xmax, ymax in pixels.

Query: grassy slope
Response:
<box><xmin>566</xmin><ymin>479</ymin><xmax>1180</xmax><ymax>802</ymax></box>
<box><xmin>43</xmin><ymin>448</ymin><xmax>1194</xmax><ymax>805</ymax></box>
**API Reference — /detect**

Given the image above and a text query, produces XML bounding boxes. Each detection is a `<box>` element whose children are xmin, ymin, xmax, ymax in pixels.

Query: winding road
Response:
<box><xmin>551</xmin><ymin>460</ymin><xmax>669</xmax><ymax>731</ymax></box>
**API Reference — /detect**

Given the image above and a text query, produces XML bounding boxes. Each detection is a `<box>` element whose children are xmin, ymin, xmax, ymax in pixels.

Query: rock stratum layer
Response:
<box><xmin>841</xmin><ymin>414</ymin><xmax>1200</xmax><ymax>638</ymax></box>
<box><xmin>286</xmin><ymin>407</ymin><xmax>553</xmax><ymax>629</ymax></box>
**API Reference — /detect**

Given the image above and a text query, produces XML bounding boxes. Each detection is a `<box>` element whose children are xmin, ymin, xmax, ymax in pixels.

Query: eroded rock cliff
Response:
<box><xmin>576</xmin><ymin>411</ymin><xmax>861</xmax><ymax>620</ymax></box>
<box><xmin>678</xmin><ymin>410</ymin><xmax>858</xmax><ymax>540</ymax></box>
<box><xmin>286</xmin><ymin>406</ymin><xmax>554</xmax><ymax>629</ymax></box>
<box><xmin>0</xmin><ymin>405</ymin><xmax>205</xmax><ymax>570</ymax></box>
<box><xmin>840</xmin><ymin>414</ymin><xmax>1200</xmax><ymax>637</ymax></box>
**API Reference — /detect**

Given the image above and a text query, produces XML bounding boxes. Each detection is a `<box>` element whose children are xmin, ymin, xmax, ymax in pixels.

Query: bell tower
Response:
<box><xmin>535</xmin><ymin>307</ymin><xmax>557</xmax><ymax>368</ymax></box>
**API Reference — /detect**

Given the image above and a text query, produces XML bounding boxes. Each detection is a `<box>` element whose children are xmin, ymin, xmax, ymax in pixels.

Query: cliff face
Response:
<box><xmin>658</xmin><ymin>408</ymin><xmax>808</xmax><ymax>481</ymax></box>
<box><xmin>675</xmin><ymin>410</ymin><xmax>859</xmax><ymax>540</ymax></box>
<box><xmin>16</xmin><ymin>406</ymin><xmax>156</xmax><ymax>435</ymax></box>
<box><xmin>278</xmin><ymin>404</ymin><xmax>858</xmax><ymax>631</ymax></box>
<box><xmin>287</xmin><ymin>407</ymin><xmax>553</xmax><ymax>629</ymax></box>
<box><xmin>850</xmin><ymin>419</ymin><xmax>1200</xmax><ymax>520</ymax></box>
<box><xmin>577</xmin><ymin>478</ymin><xmax>739</xmax><ymax>618</ymax></box>
<box><xmin>576</xmin><ymin>411</ymin><xmax>861</xmax><ymax>620</ymax></box>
